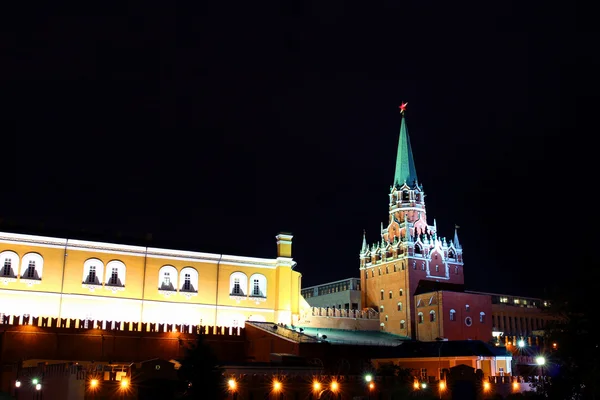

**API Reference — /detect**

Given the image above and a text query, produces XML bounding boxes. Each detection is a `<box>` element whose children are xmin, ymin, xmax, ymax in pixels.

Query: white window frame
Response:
<box><xmin>0</xmin><ymin>251</ymin><xmax>19</xmax><ymax>279</ymax></box>
<box><xmin>104</xmin><ymin>260</ymin><xmax>126</xmax><ymax>287</ymax></box>
<box><xmin>450</xmin><ymin>309</ymin><xmax>456</xmax><ymax>321</ymax></box>
<box><xmin>83</xmin><ymin>258</ymin><xmax>104</xmax><ymax>286</ymax></box>
<box><xmin>229</xmin><ymin>272</ymin><xmax>248</xmax><ymax>297</ymax></box>
<box><xmin>21</xmin><ymin>253</ymin><xmax>44</xmax><ymax>281</ymax></box>
<box><xmin>158</xmin><ymin>265</ymin><xmax>178</xmax><ymax>292</ymax></box>
<box><xmin>179</xmin><ymin>267</ymin><xmax>198</xmax><ymax>293</ymax></box>
<box><xmin>249</xmin><ymin>273</ymin><xmax>267</xmax><ymax>298</ymax></box>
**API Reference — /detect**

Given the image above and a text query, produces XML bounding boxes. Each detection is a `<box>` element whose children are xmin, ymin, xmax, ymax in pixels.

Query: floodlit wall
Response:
<box><xmin>0</xmin><ymin>231</ymin><xmax>301</xmax><ymax>327</ymax></box>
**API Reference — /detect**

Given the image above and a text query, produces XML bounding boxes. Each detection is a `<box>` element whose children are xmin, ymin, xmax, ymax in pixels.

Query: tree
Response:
<box><xmin>177</xmin><ymin>332</ymin><xmax>225</xmax><ymax>399</ymax></box>
<box><xmin>535</xmin><ymin>281</ymin><xmax>600</xmax><ymax>399</ymax></box>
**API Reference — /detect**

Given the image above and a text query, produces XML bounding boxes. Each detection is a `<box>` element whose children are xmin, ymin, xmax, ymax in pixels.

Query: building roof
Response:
<box><xmin>394</xmin><ymin>115</ymin><xmax>419</xmax><ymax>188</ymax></box>
<box><xmin>298</xmin><ymin>327</ymin><xmax>410</xmax><ymax>346</ymax></box>
<box><xmin>372</xmin><ymin>340</ymin><xmax>511</xmax><ymax>359</ymax></box>
<box><xmin>413</xmin><ymin>280</ymin><xmax>466</xmax><ymax>295</ymax></box>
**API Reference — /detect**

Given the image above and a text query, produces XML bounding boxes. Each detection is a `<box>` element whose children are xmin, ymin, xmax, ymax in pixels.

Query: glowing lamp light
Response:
<box><xmin>15</xmin><ymin>380</ymin><xmax>21</xmax><ymax>388</ymax></box>
<box><xmin>413</xmin><ymin>381</ymin><xmax>420</xmax><ymax>390</ymax></box>
<box><xmin>518</xmin><ymin>340</ymin><xmax>525</xmax><ymax>348</ymax></box>
<box><xmin>312</xmin><ymin>381</ymin><xmax>321</xmax><ymax>391</ymax></box>
<box><xmin>421</xmin><ymin>382</ymin><xmax>427</xmax><ymax>389</ymax></box>
<box><xmin>120</xmin><ymin>379</ymin><xmax>129</xmax><ymax>389</ymax></box>
<box><xmin>273</xmin><ymin>380</ymin><xmax>282</xmax><ymax>392</ymax></box>
<box><xmin>228</xmin><ymin>378</ymin><xmax>237</xmax><ymax>391</ymax></box>
<box><xmin>36</xmin><ymin>384</ymin><xmax>42</xmax><ymax>391</ymax></box>
<box><xmin>331</xmin><ymin>381</ymin><xmax>339</xmax><ymax>392</ymax></box>
<box><xmin>439</xmin><ymin>381</ymin><xmax>446</xmax><ymax>391</ymax></box>
<box><xmin>365</xmin><ymin>374</ymin><xmax>373</xmax><ymax>382</ymax></box>
<box><xmin>552</xmin><ymin>342</ymin><xmax>558</xmax><ymax>349</ymax></box>
<box><xmin>32</xmin><ymin>378</ymin><xmax>39</xmax><ymax>385</ymax></box>
<box><xmin>536</xmin><ymin>356</ymin><xmax>546</xmax><ymax>366</ymax></box>
<box><xmin>513</xmin><ymin>381</ymin><xmax>519</xmax><ymax>391</ymax></box>
<box><xmin>369</xmin><ymin>382</ymin><xmax>375</xmax><ymax>390</ymax></box>
<box><xmin>483</xmin><ymin>381</ymin><xmax>491</xmax><ymax>391</ymax></box>
<box><xmin>90</xmin><ymin>379</ymin><xmax>99</xmax><ymax>388</ymax></box>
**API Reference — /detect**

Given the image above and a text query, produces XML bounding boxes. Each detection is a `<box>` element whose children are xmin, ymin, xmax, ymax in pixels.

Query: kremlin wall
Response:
<box><xmin>0</xmin><ymin>111</ymin><xmax>555</xmax><ymax>398</ymax></box>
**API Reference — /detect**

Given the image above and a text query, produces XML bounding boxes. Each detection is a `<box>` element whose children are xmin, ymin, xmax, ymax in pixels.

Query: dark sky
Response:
<box><xmin>2</xmin><ymin>3</ymin><xmax>595</xmax><ymax>297</ymax></box>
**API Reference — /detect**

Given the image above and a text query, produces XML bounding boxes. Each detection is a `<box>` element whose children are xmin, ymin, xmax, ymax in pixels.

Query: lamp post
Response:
<box><xmin>364</xmin><ymin>374</ymin><xmax>373</xmax><ymax>399</ymax></box>
<box><xmin>536</xmin><ymin>356</ymin><xmax>545</xmax><ymax>392</ymax></box>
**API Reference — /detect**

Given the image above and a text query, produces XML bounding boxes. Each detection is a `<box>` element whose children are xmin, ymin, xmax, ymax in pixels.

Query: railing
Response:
<box><xmin>246</xmin><ymin>321</ymin><xmax>320</xmax><ymax>343</ymax></box>
<box><xmin>310</xmin><ymin>307</ymin><xmax>380</xmax><ymax>319</ymax></box>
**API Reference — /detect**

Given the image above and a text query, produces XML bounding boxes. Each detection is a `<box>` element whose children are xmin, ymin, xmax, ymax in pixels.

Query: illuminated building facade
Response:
<box><xmin>0</xmin><ymin>231</ymin><xmax>301</xmax><ymax>327</ymax></box>
<box><xmin>359</xmin><ymin>111</ymin><xmax>492</xmax><ymax>340</ymax></box>
<box><xmin>300</xmin><ymin>277</ymin><xmax>361</xmax><ymax>310</ymax></box>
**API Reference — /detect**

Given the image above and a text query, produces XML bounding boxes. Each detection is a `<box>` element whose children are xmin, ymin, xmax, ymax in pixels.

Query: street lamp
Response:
<box><xmin>330</xmin><ymin>381</ymin><xmax>339</xmax><ymax>393</ymax></box>
<box><xmin>228</xmin><ymin>378</ymin><xmax>237</xmax><ymax>391</ymax></box>
<box><xmin>518</xmin><ymin>339</ymin><xmax>525</xmax><ymax>348</ymax></box>
<box><xmin>364</xmin><ymin>374</ymin><xmax>373</xmax><ymax>383</ymax></box>
<box><xmin>35</xmin><ymin>384</ymin><xmax>42</xmax><ymax>391</ymax></box>
<box><xmin>15</xmin><ymin>380</ymin><xmax>21</xmax><ymax>388</ymax></box>
<box><xmin>273</xmin><ymin>380</ymin><xmax>282</xmax><ymax>392</ymax></box>
<box><xmin>536</xmin><ymin>356</ymin><xmax>546</xmax><ymax>366</ymax></box>
<box><xmin>312</xmin><ymin>381</ymin><xmax>321</xmax><ymax>392</ymax></box>
<box><xmin>32</xmin><ymin>378</ymin><xmax>39</xmax><ymax>385</ymax></box>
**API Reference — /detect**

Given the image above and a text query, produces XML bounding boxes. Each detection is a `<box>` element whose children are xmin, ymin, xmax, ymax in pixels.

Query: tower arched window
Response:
<box><xmin>430</xmin><ymin>310</ymin><xmax>436</xmax><ymax>322</ymax></box>
<box><xmin>249</xmin><ymin>273</ymin><xmax>267</xmax><ymax>298</ymax></box>
<box><xmin>401</xmin><ymin>263</ymin><xmax>405</xmax><ymax>271</ymax></box>
<box><xmin>389</xmin><ymin>290</ymin><xmax>393</xmax><ymax>299</ymax></box>
<box><xmin>380</xmin><ymin>290</ymin><xmax>384</xmax><ymax>300</ymax></box>
<box><xmin>83</xmin><ymin>258</ymin><xmax>104</xmax><ymax>285</ymax></box>
<box><xmin>397</xmin><ymin>302</ymin><xmax>402</xmax><ymax>311</ymax></box>
<box><xmin>385</xmin><ymin>266</ymin><xmax>389</xmax><ymax>274</ymax></box>
<box><xmin>402</xmin><ymin>191</ymin><xmax>409</xmax><ymax>200</ymax></box>
<box><xmin>158</xmin><ymin>265</ymin><xmax>178</xmax><ymax>291</ymax></box>
<box><xmin>179</xmin><ymin>267</ymin><xmax>198</xmax><ymax>292</ymax></box>
<box><xmin>371</xmin><ymin>270</ymin><xmax>374</xmax><ymax>277</ymax></box>
<box><xmin>399</xmin><ymin>289</ymin><xmax>403</xmax><ymax>296</ymax></box>
<box><xmin>378</xmin><ymin>268</ymin><xmax>381</xmax><ymax>276</ymax></box>
<box><xmin>480</xmin><ymin>312</ymin><xmax>486</xmax><ymax>323</ymax></box>
<box><xmin>448</xmin><ymin>250</ymin><xmax>456</xmax><ymax>259</ymax></box>
<box><xmin>465</xmin><ymin>304</ymin><xmax>470</xmax><ymax>312</ymax></box>
<box><xmin>21</xmin><ymin>253</ymin><xmax>44</xmax><ymax>280</ymax></box>
<box><xmin>393</xmin><ymin>264</ymin><xmax>397</xmax><ymax>272</ymax></box>
<box><xmin>435</xmin><ymin>265</ymin><xmax>439</xmax><ymax>272</ymax></box>
<box><xmin>415</xmin><ymin>245</ymin><xmax>422</xmax><ymax>255</ymax></box>
<box><xmin>105</xmin><ymin>260</ymin><xmax>126</xmax><ymax>287</ymax></box>
<box><xmin>0</xmin><ymin>251</ymin><xmax>19</xmax><ymax>278</ymax></box>
<box><xmin>229</xmin><ymin>272</ymin><xmax>248</xmax><ymax>296</ymax></box>
<box><xmin>418</xmin><ymin>312</ymin><xmax>424</xmax><ymax>324</ymax></box>
<box><xmin>380</xmin><ymin>305</ymin><xmax>384</xmax><ymax>312</ymax></box>
<box><xmin>450</xmin><ymin>309</ymin><xmax>456</xmax><ymax>321</ymax></box>
<box><xmin>385</xmin><ymin>315</ymin><xmax>388</xmax><ymax>322</ymax></box>
<box><xmin>400</xmin><ymin>320</ymin><xmax>406</xmax><ymax>329</ymax></box>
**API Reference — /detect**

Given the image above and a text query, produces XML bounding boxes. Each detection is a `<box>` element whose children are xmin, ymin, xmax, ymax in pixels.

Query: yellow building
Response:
<box><xmin>0</xmin><ymin>231</ymin><xmax>301</xmax><ymax>327</ymax></box>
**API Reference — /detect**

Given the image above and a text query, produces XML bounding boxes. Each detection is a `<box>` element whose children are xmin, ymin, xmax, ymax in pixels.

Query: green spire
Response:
<box><xmin>393</xmin><ymin>115</ymin><xmax>418</xmax><ymax>188</ymax></box>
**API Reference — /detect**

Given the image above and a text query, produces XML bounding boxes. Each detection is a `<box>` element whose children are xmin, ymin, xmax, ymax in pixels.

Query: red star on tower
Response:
<box><xmin>399</xmin><ymin>102</ymin><xmax>408</xmax><ymax>114</ymax></box>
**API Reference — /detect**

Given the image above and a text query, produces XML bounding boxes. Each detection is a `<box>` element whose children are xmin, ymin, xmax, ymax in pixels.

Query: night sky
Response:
<box><xmin>2</xmin><ymin>3</ymin><xmax>595</xmax><ymax>297</ymax></box>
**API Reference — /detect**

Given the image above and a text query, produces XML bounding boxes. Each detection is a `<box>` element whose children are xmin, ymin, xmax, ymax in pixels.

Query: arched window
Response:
<box><xmin>380</xmin><ymin>305</ymin><xmax>384</xmax><ymax>312</ymax></box>
<box><xmin>450</xmin><ymin>309</ymin><xmax>456</xmax><ymax>321</ymax></box>
<box><xmin>389</xmin><ymin>290</ymin><xmax>393</xmax><ymax>299</ymax></box>
<box><xmin>180</xmin><ymin>267</ymin><xmax>199</xmax><ymax>292</ymax></box>
<box><xmin>105</xmin><ymin>260</ymin><xmax>126</xmax><ymax>287</ymax></box>
<box><xmin>380</xmin><ymin>290</ymin><xmax>384</xmax><ymax>300</ymax></box>
<box><xmin>430</xmin><ymin>310</ymin><xmax>436</xmax><ymax>322</ymax></box>
<box><xmin>399</xmin><ymin>289</ymin><xmax>403</xmax><ymax>296</ymax></box>
<box><xmin>385</xmin><ymin>315</ymin><xmax>388</xmax><ymax>322</ymax></box>
<box><xmin>455</xmin><ymin>266</ymin><xmax>459</xmax><ymax>275</ymax></box>
<box><xmin>402</xmin><ymin>191</ymin><xmax>409</xmax><ymax>200</ymax></box>
<box><xmin>249</xmin><ymin>273</ymin><xmax>267</xmax><ymax>298</ymax></box>
<box><xmin>401</xmin><ymin>263</ymin><xmax>405</xmax><ymax>271</ymax></box>
<box><xmin>418</xmin><ymin>312</ymin><xmax>424</xmax><ymax>324</ymax></box>
<box><xmin>158</xmin><ymin>265</ymin><xmax>177</xmax><ymax>291</ymax></box>
<box><xmin>371</xmin><ymin>270</ymin><xmax>374</xmax><ymax>277</ymax></box>
<box><xmin>0</xmin><ymin>251</ymin><xmax>19</xmax><ymax>278</ymax></box>
<box><xmin>397</xmin><ymin>302</ymin><xmax>402</xmax><ymax>311</ymax></box>
<box><xmin>83</xmin><ymin>258</ymin><xmax>104</xmax><ymax>285</ymax></box>
<box><xmin>415</xmin><ymin>245</ymin><xmax>422</xmax><ymax>254</ymax></box>
<box><xmin>229</xmin><ymin>272</ymin><xmax>248</xmax><ymax>296</ymax></box>
<box><xmin>385</xmin><ymin>266</ymin><xmax>389</xmax><ymax>274</ymax></box>
<box><xmin>465</xmin><ymin>304</ymin><xmax>470</xmax><ymax>312</ymax></box>
<box><xmin>480</xmin><ymin>312</ymin><xmax>486</xmax><ymax>323</ymax></box>
<box><xmin>21</xmin><ymin>253</ymin><xmax>44</xmax><ymax>280</ymax></box>
<box><xmin>378</xmin><ymin>268</ymin><xmax>381</xmax><ymax>276</ymax></box>
<box><xmin>448</xmin><ymin>250</ymin><xmax>456</xmax><ymax>259</ymax></box>
<box><xmin>393</xmin><ymin>264</ymin><xmax>397</xmax><ymax>272</ymax></box>
<box><xmin>435</xmin><ymin>265</ymin><xmax>439</xmax><ymax>272</ymax></box>
<box><xmin>400</xmin><ymin>320</ymin><xmax>406</xmax><ymax>329</ymax></box>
